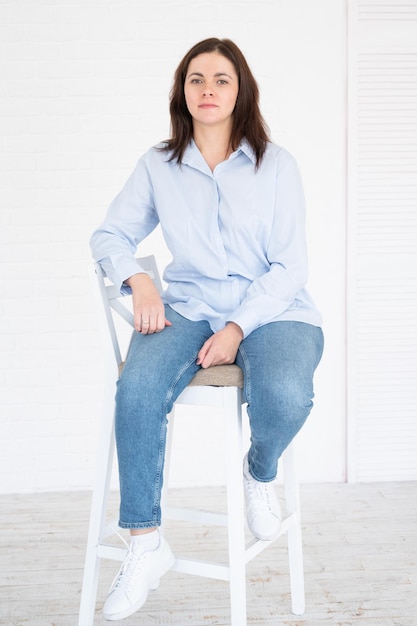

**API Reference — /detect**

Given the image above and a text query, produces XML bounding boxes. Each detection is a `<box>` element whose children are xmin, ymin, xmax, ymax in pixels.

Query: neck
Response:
<box><xmin>193</xmin><ymin>124</ymin><xmax>233</xmax><ymax>171</ymax></box>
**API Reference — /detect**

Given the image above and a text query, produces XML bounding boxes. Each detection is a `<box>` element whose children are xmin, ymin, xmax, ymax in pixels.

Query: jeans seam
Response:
<box><xmin>238</xmin><ymin>344</ymin><xmax>251</xmax><ymax>407</ymax></box>
<box><xmin>150</xmin><ymin>352</ymin><xmax>200</xmax><ymax>523</ymax></box>
<box><xmin>152</xmin><ymin>416</ymin><xmax>167</xmax><ymax>525</ymax></box>
<box><xmin>163</xmin><ymin>352</ymin><xmax>200</xmax><ymax>413</ymax></box>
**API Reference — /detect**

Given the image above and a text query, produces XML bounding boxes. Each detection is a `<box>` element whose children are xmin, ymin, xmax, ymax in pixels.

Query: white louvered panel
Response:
<box><xmin>359</xmin><ymin>0</ymin><xmax>417</xmax><ymax>21</ymax></box>
<box><xmin>355</xmin><ymin>276</ymin><xmax>417</xmax><ymax>480</ymax></box>
<box><xmin>347</xmin><ymin>2</ymin><xmax>417</xmax><ymax>481</ymax></box>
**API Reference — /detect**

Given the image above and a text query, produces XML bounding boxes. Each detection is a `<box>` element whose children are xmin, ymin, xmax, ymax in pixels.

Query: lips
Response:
<box><xmin>199</xmin><ymin>104</ymin><xmax>218</xmax><ymax>108</ymax></box>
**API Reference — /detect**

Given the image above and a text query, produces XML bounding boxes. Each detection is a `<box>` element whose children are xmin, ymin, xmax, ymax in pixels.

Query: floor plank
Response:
<box><xmin>0</xmin><ymin>483</ymin><xmax>416</xmax><ymax>625</ymax></box>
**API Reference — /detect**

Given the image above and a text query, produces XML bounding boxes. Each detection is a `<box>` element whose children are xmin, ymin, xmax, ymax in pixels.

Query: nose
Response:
<box><xmin>202</xmin><ymin>84</ymin><xmax>214</xmax><ymax>97</ymax></box>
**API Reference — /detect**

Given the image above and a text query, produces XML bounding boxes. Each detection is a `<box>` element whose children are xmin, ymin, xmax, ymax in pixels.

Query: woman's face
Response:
<box><xmin>184</xmin><ymin>52</ymin><xmax>239</xmax><ymax>131</ymax></box>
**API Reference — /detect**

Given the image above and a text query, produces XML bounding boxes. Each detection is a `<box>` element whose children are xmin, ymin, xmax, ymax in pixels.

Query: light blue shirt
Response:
<box><xmin>90</xmin><ymin>139</ymin><xmax>322</xmax><ymax>337</ymax></box>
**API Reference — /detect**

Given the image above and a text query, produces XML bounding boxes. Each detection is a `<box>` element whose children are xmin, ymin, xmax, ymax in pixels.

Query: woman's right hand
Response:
<box><xmin>125</xmin><ymin>273</ymin><xmax>172</xmax><ymax>334</ymax></box>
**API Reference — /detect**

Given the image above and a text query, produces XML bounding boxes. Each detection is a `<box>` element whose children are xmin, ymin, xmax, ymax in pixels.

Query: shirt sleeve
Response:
<box><xmin>89</xmin><ymin>154</ymin><xmax>159</xmax><ymax>292</ymax></box>
<box><xmin>228</xmin><ymin>155</ymin><xmax>309</xmax><ymax>337</ymax></box>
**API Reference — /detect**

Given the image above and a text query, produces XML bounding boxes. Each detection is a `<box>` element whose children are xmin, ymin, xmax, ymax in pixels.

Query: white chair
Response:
<box><xmin>79</xmin><ymin>255</ymin><xmax>305</xmax><ymax>626</ymax></box>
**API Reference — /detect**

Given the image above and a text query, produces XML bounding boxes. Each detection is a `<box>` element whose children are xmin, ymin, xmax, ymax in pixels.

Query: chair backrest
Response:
<box><xmin>91</xmin><ymin>255</ymin><xmax>162</xmax><ymax>367</ymax></box>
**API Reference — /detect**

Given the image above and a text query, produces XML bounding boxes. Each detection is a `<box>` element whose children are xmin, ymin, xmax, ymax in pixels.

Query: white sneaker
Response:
<box><xmin>243</xmin><ymin>453</ymin><xmax>281</xmax><ymax>541</ymax></box>
<box><xmin>103</xmin><ymin>534</ymin><xmax>175</xmax><ymax>621</ymax></box>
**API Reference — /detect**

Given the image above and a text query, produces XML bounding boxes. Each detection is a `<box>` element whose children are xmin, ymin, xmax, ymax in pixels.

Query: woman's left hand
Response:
<box><xmin>196</xmin><ymin>322</ymin><xmax>243</xmax><ymax>369</ymax></box>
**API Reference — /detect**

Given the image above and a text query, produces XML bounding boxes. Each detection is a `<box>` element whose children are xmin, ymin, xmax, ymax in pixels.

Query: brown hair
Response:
<box><xmin>162</xmin><ymin>38</ymin><xmax>270</xmax><ymax>168</ymax></box>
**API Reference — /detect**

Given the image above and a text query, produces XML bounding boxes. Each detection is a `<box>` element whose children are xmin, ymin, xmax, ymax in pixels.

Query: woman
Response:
<box><xmin>90</xmin><ymin>37</ymin><xmax>324</xmax><ymax>621</ymax></box>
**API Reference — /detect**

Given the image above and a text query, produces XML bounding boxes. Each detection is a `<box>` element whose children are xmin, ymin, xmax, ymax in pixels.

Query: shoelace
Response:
<box><xmin>244</xmin><ymin>474</ymin><xmax>276</xmax><ymax>515</ymax></box>
<box><xmin>112</xmin><ymin>543</ymin><xmax>149</xmax><ymax>594</ymax></box>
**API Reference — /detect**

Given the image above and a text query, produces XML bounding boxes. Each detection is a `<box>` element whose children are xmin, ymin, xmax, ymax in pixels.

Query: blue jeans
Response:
<box><xmin>115</xmin><ymin>306</ymin><xmax>324</xmax><ymax>529</ymax></box>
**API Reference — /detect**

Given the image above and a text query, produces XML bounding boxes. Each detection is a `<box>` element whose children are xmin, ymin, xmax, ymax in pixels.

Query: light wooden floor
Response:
<box><xmin>1</xmin><ymin>482</ymin><xmax>416</xmax><ymax>626</ymax></box>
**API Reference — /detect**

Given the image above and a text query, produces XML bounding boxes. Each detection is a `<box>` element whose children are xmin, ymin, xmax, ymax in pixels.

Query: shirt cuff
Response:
<box><xmin>99</xmin><ymin>255</ymin><xmax>150</xmax><ymax>294</ymax></box>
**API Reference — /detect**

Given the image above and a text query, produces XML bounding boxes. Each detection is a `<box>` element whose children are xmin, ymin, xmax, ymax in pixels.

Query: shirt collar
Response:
<box><xmin>181</xmin><ymin>138</ymin><xmax>257</xmax><ymax>168</ymax></box>
<box><xmin>235</xmin><ymin>138</ymin><xmax>257</xmax><ymax>164</ymax></box>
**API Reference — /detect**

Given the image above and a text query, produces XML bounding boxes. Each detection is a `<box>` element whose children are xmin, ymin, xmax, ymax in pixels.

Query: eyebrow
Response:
<box><xmin>187</xmin><ymin>71</ymin><xmax>234</xmax><ymax>79</ymax></box>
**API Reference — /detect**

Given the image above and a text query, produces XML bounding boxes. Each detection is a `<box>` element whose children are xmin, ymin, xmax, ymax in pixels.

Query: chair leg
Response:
<box><xmin>283</xmin><ymin>443</ymin><xmax>305</xmax><ymax>615</ymax></box>
<box><xmin>78</xmin><ymin>383</ymin><xmax>117</xmax><ymax>626</ymax></box>
<box><xmin>224</xmin><ymin>388</ymin><xmax>247</xmax><ymax>626</ymax></box>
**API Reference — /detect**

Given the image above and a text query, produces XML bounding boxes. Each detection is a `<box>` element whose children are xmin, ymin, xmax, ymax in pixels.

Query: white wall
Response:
<box><xmin>0</xmin><ymin>0</ymin><xmax>347</xmax><ymax>493</ymax></box>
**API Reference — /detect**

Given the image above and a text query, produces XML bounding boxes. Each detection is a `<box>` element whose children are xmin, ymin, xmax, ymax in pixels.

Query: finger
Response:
<box><xmin>134</xmin><ymin>315</ymin><xmax>144</xmax><ymax>332</ymax></box>
<box><xmin>153</xmin><ymin>318</ymin><xmax>173</xmax><ymax>333</ymax></box>
<box><xmin>196</xmin><ymin>342</ymin><xmax>209</xmax><ymax>366</ymax></box>
<box><xmin>156</xmin><ymin>314</ymin><xmax>167</xmax><ymax>332</ymax></box>
<box><xmin>141</xmin><ymin>314</ymin><xmax>173</xmax><ymax>334</ymax></box>
<box><xmin>139</xmin><ymin>314</ymin><xmax>151</xmax><ymax>334</ymax></box>
<box><xmin>197</xmin><ymin>342</ymin><xmax>214</xmax><ymax>368</ymax></box>
<box><xmin>150</xmin><ymin>311</ymin><xmax>171</xmax><ymax>333</ymax></box>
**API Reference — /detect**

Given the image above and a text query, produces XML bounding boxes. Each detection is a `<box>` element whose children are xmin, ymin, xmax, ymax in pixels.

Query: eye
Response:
<box><xmin>217</xmin><ymin>79</ymin><xmax>228</xmax><ymax>85</ymax></box>
<box><xmin>190</xmin><ymin>78</ymin><xmax>203</xmax><ymax>84</ymax></box>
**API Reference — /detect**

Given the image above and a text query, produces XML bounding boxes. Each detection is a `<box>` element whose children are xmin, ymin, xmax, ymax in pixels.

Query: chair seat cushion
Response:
<box><xmin>118</xmin><ymin>362</ymin><xmax>244</xmax><ymax>388</ymax></box>
<box><xmin>188</xmin><ymin>364</ymin><xmax>244</xmax><ymax>388</ymax></box>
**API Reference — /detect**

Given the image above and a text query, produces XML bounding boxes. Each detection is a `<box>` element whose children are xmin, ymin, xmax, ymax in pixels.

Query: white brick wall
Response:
<box><xmin>0</xmin><ymin>0</ymin><xmax>346</xmax><ymax>493</ymax></box>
